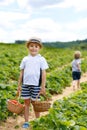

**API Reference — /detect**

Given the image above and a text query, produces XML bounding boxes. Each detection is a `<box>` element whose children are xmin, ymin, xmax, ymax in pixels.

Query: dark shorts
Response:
<box><xmin>21</xmin><ymin>84</ymin><xmax>40</xmax><ymax>100</ymax></box>
<box><xmin>72</xmin><ymin>71</ymin><xmax>81</xmax><ymax>80</ymax></box>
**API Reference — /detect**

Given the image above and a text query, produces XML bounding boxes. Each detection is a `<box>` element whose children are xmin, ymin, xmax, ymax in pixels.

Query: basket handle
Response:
<box><xmin>15</xmin><ymin>91</ymin><xmax>21</xmax><ymax>102</ymax></box>
<box><xmin>36</xmin><ymin>93</ymin><xmax>49</xmax><ymax>101</ymax></box>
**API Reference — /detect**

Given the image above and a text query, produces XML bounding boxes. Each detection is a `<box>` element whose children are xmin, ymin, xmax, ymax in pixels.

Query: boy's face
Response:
<box><xmin>28</xmin><ymin>42</ymin><xmax>40</xmax><ymax>56</ymax></box>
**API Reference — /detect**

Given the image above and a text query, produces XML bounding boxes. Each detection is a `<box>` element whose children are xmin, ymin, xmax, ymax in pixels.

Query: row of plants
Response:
<box><xmin>31</xmin><ymin>82</ymin><xmax>87</xmax><ymax>130</ymax></box>
<box><xmin>0</xmin><ymin>44</ymin><xmax>78</xmax><ymax>85</ymax></box>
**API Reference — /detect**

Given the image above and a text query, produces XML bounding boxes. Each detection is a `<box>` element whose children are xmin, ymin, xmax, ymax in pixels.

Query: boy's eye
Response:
<box><xmin>35</xmin><ymin>45</ymin><xmax>38</xmax><ymax>48</ymax></box>
<box><xmin>29</xmin><ymin>44</ymin><xmax>39</xmax><ymax>48</ymax></box>
<box><xmin>30</xmin><ymin>45</ymin><xmax>38</xmax><ymax>48</ymax></box>
<box><xmin>30</xmin><ymin>45</ymin><xmax>33</xmax><ymax>47</ymax></box>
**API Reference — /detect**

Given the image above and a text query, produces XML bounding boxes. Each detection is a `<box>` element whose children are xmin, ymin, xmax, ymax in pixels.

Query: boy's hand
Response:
<box><xmin>16</xmin><ymin>86</ymin><xmax>21</xmax><ymax>97</ymax></box>
<box><xmin>40</xmin><ymin>86</ymin><xmax>46</xmax><ymax>95</ymax></box>
<box><xmin>17</xmin><ymin>86</ymin><xmax>21</xmax><ymax>92</ymax></box>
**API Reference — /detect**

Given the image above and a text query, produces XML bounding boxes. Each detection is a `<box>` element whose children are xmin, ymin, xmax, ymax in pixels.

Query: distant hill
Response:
<box><xmin>14</xmin><ymin>39</ymin><xmax>87</xmax><ymax>48</ymax></box>
<box><xmin>1</xmin><ymin>39</ymin><xmax>87</xmax><ymax>49</ymax></box>
<box><xmin>43</xmin><ymin>39</ymin><xmax>87</xmax><ymax>48</ymax></box>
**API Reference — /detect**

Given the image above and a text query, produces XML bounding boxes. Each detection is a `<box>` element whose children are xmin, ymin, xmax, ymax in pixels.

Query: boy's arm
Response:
<box><xmin>77</xmin><ymin>61</ymin><xmax>81</xmax><ymax>71</ymax></box>
<box><xmin>17</xmin><ymin>69</ymin><xmax>24</xmax><ymax>92</ymax></box>
<box><xmin>40</xmin><ymin>70</ymin><xmax>46</xmax><ymax>94</ymax></box>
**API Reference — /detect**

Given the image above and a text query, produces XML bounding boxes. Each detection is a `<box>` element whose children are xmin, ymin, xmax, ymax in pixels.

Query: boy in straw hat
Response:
<box><xmin>17</xmin><ymin>37</ymin><xmax>49</xmax><ymax>128</ymax></box>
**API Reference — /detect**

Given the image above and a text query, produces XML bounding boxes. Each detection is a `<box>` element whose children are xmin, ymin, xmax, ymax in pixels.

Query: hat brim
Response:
<box><xmin>26</xmin><ymin>39</ymin><xmax>42</xmax><ymax>48</ymax></box>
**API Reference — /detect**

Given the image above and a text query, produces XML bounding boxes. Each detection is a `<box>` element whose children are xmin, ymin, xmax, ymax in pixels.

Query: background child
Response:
<box><xmin>17</xmin><ymin>37</ymin><xmax>49</xmax><ymax>128</ymax></box>
<box><xmin>71</xmin><ymin>51</ymin><xmax>81</xmax><ymax>90</ymax></box>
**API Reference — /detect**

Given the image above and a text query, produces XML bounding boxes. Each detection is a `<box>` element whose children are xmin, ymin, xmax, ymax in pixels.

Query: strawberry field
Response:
<box><xmin>0</xmin><ymin>43</ymin><xmax>87</xmax><ymax>129</ymax></box>
<box><xmin>31</xmin><ymin>82</ymin><xmax>87</xmax><ymax>130</ymax></box>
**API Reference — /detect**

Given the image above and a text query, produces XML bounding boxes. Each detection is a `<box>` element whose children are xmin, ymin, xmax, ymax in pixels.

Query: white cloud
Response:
<box><xmin>0</xmin><ymin>10</ymin><xmax>31</xmax><ymax>42</ymax></box>
<box><xmin>0</xmin><ymin>0</ymin><xmax>87</xmax><ymax>42</ymax></box>
<box><xmin>16</xmin><ymin>0</ymin><xmax>32</xmax><ymax>11</ymax></box>
<box><xmin>0</xmin><ymin>11</ymin><xmax>31</xmax><ymax>30</ymax></box>
<box><xmin>1</xmin><ymin>16</ymin><xmax>87</xmax><ymax>42</ymax></box>
<box><xmin>66</xmin><ymin>18</ymin><xmax>87</xmax><ymax>31</ymax></box>
<box><xmin>16</xmin><ymin>18</ymin><xmax>63</xmax><ymax>41</ymax></box>
<box><xmin>45</xmin><ymin>0</ymin><xmax>87</xmax><ymax>11</ymax></box>
<box><xmin>0</xmin><ymin>28</ymin><xmax>9</xmax><ymax>42</ymax></box>
<box><xmin>0</xmin><ymin>0</ymin><xmax>14</xmax><ymax>6</ymax></box>
<box><xmin>0</xmin><ymin>11</ymin><xmax>29</xmax><ymax>21</ymax></box>
<box><xmin>23</xmin><ymin>17</ymin><xmax>87</xmax><ymax>42</ymax></box>
<box><xmin>1</xmin><ymin>0</ymin><xmax>87</xmax><ymax>12</ymax></box>
<box><xmin>15</xmin><ymin>0</ymin><xmax>64</xmax><ymax>11</ymax></box>
<box><xmin>17</xmin><ymin>0</ymin><xmax>28</xmax><ymax>8</ymax></box>
<box><xmin>7</xmin><ymin>17</ymin><xmax>81</xmax><ymax>42</ymax></box>
<box><xmin>6</xmin><ymin>18</ymin><xmax>60</xmax><ymax>41</ymax></box>
<box><xmin>64</xmin><ymin>0</ymin><xmax>87</xmax><ymax>11</ymax></box>
<box><xmin>0</xmin><ymin>20</ymin><xmax>14</xmax><ymax>29</ymax></box>
<box><xmin>0</xmin><ymin>0</ymin><xmax>32</xmax><ymax>11</ymax></box>
<box><xmin>21</xmin><ymin>18</ymin><xmax>62</xmax><ymax>32</ymax></box>
<box><xmin>28</xmin><ymin>0</ymin><xmax>63</xmax><ymax>8</ymax></box>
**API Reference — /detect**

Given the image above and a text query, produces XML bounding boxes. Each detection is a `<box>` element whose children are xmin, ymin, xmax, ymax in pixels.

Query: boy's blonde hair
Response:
<box><xmin>74</xmin><ymin>51</ymin><xmax>81</xmax><ymax>59</ymax></box>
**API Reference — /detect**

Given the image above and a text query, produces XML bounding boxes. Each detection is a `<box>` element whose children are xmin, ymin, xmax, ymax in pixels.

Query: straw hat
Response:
<box><xmin>26</xmin><ymin>37</ymin><xmax>42</xmax><ymax>48</ymax></box>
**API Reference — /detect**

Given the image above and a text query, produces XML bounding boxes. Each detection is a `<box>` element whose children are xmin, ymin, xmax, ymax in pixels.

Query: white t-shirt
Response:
<box><xmin>20</xmin><ymin>54</ymin><xmax>49</xmax><ymax>85</ymax></box>
<box><xmin>72</xmin><ymin>59</ymin><xmax>81</xmax><ymax>72</ymax></box>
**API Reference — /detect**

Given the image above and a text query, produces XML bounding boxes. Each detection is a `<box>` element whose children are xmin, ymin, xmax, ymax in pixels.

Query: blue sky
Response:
<box><xmin>0</xmin><ymin>0</ymin><xmax>87</xmax><ymax>43</ymax></box>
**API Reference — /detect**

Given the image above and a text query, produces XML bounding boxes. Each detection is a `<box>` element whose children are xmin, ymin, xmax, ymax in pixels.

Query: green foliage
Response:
<box><xmin>0</xmin><ymin>43</ymin><xmax>87</xmax><ymax>122</ymax></box>
<box><xmin>31</xmin><ymin>83</ymin><xmax>87</xmax><ymax>129</ymax></box>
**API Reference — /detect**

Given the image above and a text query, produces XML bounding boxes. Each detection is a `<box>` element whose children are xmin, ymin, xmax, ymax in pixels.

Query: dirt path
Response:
<box><xmin>0</xmin><ymin>73</ymin><xmax>87</xmax><ymax>130</ymax></box>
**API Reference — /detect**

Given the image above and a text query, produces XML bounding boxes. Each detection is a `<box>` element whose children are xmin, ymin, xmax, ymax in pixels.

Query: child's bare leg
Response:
<box><xmin>35</xmin><ymin>111</ymin><xmax>40</xmax><ymax>118</ymax></box>
<box><xmin>24</xmin><ymin>99</ymin><xmax>31</xmax><ymax>122</ymax></box>
<box><xmin>32</xmin><ymin>100</ymin><xmax>40</xmax><ymax>118</ymax></box>
<box><xmin>72</xmin><ymin>80</ymin><xmax>76</xmax><ymax>90</ymax></box>
<box><xmin>77</xmin><ymin>80</ymin><xmax>80</xmax><ymax>89</ymax></box>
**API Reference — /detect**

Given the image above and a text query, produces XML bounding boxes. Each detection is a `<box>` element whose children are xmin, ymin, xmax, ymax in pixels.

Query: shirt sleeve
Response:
<box><xmin>77</xmin><ymin>59</ymin><xmax>81</xmax><ymax>65</ymax></box>
<box><xmin>40</xmin><ymin>57</ymin><xmax>49</xmax><ymax>70</ymax></box>
<box><xmin>20</xmin><ymin>58</ymin><xmax>26</xmax><ymax>70</ymax></box>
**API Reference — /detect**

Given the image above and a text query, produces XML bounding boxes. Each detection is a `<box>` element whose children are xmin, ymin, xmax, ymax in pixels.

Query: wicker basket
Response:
<box><xmin>32</xmin><ymin>94</ymin><xmax>51</xmax><ymax>112</ymax></box>
<box><xmin>7</xmin><ymin>99</ymin><xmax>25</xmax><ymax>114</ymax></box>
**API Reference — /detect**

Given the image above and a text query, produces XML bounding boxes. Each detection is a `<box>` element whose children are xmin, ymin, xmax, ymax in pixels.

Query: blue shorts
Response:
<box><xmin>72</xmin><ymin>71</ymin><xmax>81</xmax><ymax>80</ymax></box>
<box><xmin>21</xmin><ymin>84</ymin><xmax>40</xmax><ymax>100</ymax></box>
